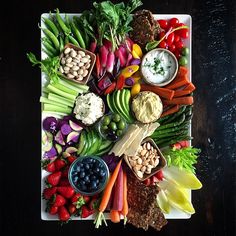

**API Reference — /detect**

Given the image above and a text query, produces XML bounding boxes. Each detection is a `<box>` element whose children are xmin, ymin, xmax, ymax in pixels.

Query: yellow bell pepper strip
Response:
<box><xmin>131</xmin><ymin>83</ymin><xmax>141</xmax><ymax>97</ymax></box>
<box><xmin>120</xmin><ymin>65</ymin><xmax>139</xmax><ymax>78</ymax></box>
<box><xmin>131</xmin><ymin>44</ymin><xmax>143</xmax><ymax>59</ymax></box>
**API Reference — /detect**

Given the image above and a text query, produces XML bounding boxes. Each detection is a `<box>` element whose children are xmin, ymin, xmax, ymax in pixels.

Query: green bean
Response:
<box><xmin>55</xmin><ymin>8</ymin><xmax>71</xmax><ymax>35</ymax></box>
<box><xmin>68</xmin><ymin>35</ymin><xmax>79</xmax><ymax>46</ymax></box>
<box><xmin>42</xmin><ymin>17</ymin><xmax>59</xmax><ymax>37</ymax></box>
<box><xmin>42</xmin><ymin>48</ymin><xmax>54</xmax><ymax>58</ymax></box>
<box><xmin>70</xmin><ymin>19</ymin><xmax>86</xmax><ymax>48</ymax></box>
<box><xmin>42</xmin><ymin>28</ymin><xmax>60</xmax><ymax>50</ymax></box>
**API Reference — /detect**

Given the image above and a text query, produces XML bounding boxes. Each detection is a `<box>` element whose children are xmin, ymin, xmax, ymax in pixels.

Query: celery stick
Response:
<box><xmin>60</xmin><ymin>77</ymin><xmax>89</xmax><ymax>91</ymax></box>
<box><xmin>42</xmin><ymin>87</ymin><xmax>50</xmax><ymax>94</ymax></box>
<box><xmin>53</xmin><ymin>83</ymin><xmax>78</xmax><ymax>96</ymax></box>
<box><xmin>44</xmin><ymin>104</ymin><xmax>72</xmax><ymax>114</ymax></box>
<box><xmin>57</xmin><ymin>79</ymin><xmax>85</xmax><ymax>94</ymax></box>
<box><xmin>40</xmin><ymin>96</ymin><xmax>69</xmax><ymax>108</ymax></box>
<box><xmin>43</xmin><ymin>111</ymin><xmax>68</xmax><ymax>117</ymax></box>
<box><xmin>48</xmin><ymin>93</ymin><xmax>74</xmax><ymax>107</ymax></box>
<box><xmin>47</xmin><ymin>84</ymin><xmax>76</xmax><ymax>101</ymax></box>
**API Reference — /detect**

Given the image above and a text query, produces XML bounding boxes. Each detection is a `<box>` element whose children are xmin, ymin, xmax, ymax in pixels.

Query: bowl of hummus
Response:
<box><xmin>141</xmin><ymin>48</ymin><xmax>178</xmax><ymax>87</ymax></box>
<box><xmin>131</xmin><ymin>91</ymin><xmax>163</xmax><ymax>124</ymax></box>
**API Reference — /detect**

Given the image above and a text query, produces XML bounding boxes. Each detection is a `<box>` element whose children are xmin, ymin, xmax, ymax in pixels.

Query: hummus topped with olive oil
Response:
<box><xmin>131</xmin><ymin>91</ymin><xmax>163</xmax><ymax>123</ymax></box>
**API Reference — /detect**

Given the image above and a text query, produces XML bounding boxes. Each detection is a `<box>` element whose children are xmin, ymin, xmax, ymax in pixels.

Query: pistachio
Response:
<box><xmin>85</xmin><ymin>63</ymin><xmax>91</xmax><ymax>69</ymax></box>
<box><xmin>66</xmin><ymin>63</ymin><xmax>73</xmax><ymax>68</ymax></box>
<box><xmin>137</xmin><ymin>158</ymin><xmax>142</xmax><ymax>165</ymax></box>
<box><xmin>66</xmin><ymin>57</ymin><xmax>72</xmax><ymax>64</ymax></box>
<box><xmin>131</xmin><ymin>156</ymin><xmax>139</xmax><ymax>160</ymax></box>
<box><xmin>84</xmin><ymin>54</ymin><xmax>91</xmax><ymax>59</ymax></box>
<box><xmin>136</xmin><ymin>171</ymin><xmax>143</xmax><ymax>179</ymax></box>
<box><xmin>78</xmin><ymin>62</ymin><xmax>84</xmax><ymax>67</ymax></box>
<box><xmin>141</xmin><ymin>166</ymin><xmax>146</xmax><ymax>173</ymax></box>
<box><xmin>146</xmin><ymin>142</ymin><xmax>151</xmax><ymax>150</ymax></box>
<box><xmin>64</xmin><ymin>47</ymin><xmax>71</xmax><ymax>54</ymax></box>
<box><xmin>72</xmin><ymin>66</ymin><xmax>80</xmax><ymax>71</ymax></box>
<box><xmin>59</xmin><ymin>66</ymin><xmax>64</xmax><ymax>74</ymax></box>
<box><xmin>82</xmin><ymin>69</ymin><xmax>88</xmax><ymax>77</ymax></box>
<box><xmin>154</xmin><ymin>159</ymin><xmax>159</xmax><ymax>166</ymax></box>
<box><xmin>70</xmin><ymin>50</ymin><xmax>77</xmax><ymax>58</ymax></box>
<box><xmin>76</xmin><ymin>75</ymin><xmax>83</xmax><ymax>81</ymax></box>
<box><xmin>141</xmin><ymin>149</ymin><xmax>147</xmax><ymax>156</ymax></box>
<box><xmin>72</xmin><ymin>71</ymin><xmax>78</xmax><ymax>77</ymax></box>
<box><xmin>81</xmin><ymin>57</ymin><xmax>89</xmax><ymax>63</ymax></box>
<box><xmin>67</xmin><ymin>73</ymin><xmax>74</xmax><ymax>79</ymax></box>
<box><xmin>61</xmin><ymin>58</ymin><xmax>66</xmax><ymax>65</ymax></box>
<box><xmin>78</xmin><ymin>50</ymin><xmax>85</xmax><ymax>57</ymax></box>
<box><xmin>78</xmin><ymin>69</ymin><xmax>84</xmax><ymax>75</ymax></box>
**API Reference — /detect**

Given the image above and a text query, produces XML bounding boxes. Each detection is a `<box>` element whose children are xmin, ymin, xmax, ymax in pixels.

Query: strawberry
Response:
<box><xmin>54</xmin><ymin>159</ymin><xmax>66</xmax><ymax>171</ymax></box>
<box><xmin>52</xmin><ymin>194</ymin><xmax>66</xmax><ymax>207</ymax></box>
<box><xmin>154</xmin><ymin>170</ymin><xmax>164</xmax><ymax>181</ymax></box>
<box><xmin>81</xmin><ymin>205</ymin><xmax>94</xmax><ymax>218</ymax></box>
<box><xmin>171</xmin><ymin>143</ymin><xmax>182</xmax><ymax>150</ymax></box>
<box><xmin>45</xmin><ymin>161</ymin><xmax>56</xmax><ymax>173</ymax></box>
<box><xmin>68</xmin><ymin>204</ymin><xmax>77</xmax><ymax>215</ymax></box>
<box><xmin>59</xmin><ymin>178</ymin><xmax>70</xmax><ymax>186</ymax></box>
<box><xmin>68</xmin><ymin>155</ymin><xmax>76</xmax><ymax>164</ymax></box>
<box><xmin>57</xmin><ymin>186</ymin><xmax>75</xmax><ymax>199</ymax></box>
<box><xmin>43</xmin><ymin>187</ymin><xmax>57</xmax><ymax>200</ymax></box>
<box><xmin>143</xmin><ymin>178</ymin><xmax>151</xmax><ymax>186</ymax></box>
<box><xmin>88</xmin><ymin>198</ymin><xmax>99</xmax><ymax>211</ymax></box>
<box><xmin>83</xmin><ymin>196</ymin><xmax>90</xmax><ymax>204</ymax></box>
<box><xmin>71</xmin><ymin>193</ymin><xmax>85</xmax><ymax>209</ymax></box>
<box><xmin>58</xmin><ymin>206</ymin><xmax>70</xmax><ymax>222</ymax></box>
<box><xmin>61</xmin><ymin>166</ymin><xmax>69</xmax><ymax>178</ymax></box>
<box><xmin>47</xmin><ymin>171</ymin><xmax>62</xmax><ymax>186</ymax></box>
<box><xmin>151</xmin><ymin>176</ymin><xmax>159</xmax><ymax>185</ymax></box>
<box><xmin>49</xmin><ymin>205</ymin><xmax>58</xmax><ymax>215</ymax></box>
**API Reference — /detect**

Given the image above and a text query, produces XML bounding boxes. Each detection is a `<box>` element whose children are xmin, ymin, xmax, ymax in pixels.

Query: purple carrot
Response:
<box><xmin>112</xmin><ymin>166</ymin><xmax>123</xmax><ymax>211</ymax></box>
<box><xmin>125</xmin><ymin>77</ymin><xmax>135</xmax><ymax>86</ymax></box>
<box><xmin>99</xmin><ymin>45</ymin><xmax>109</xmax><ymax>68</ymax></box>
<box><xmin>106</xmin><ymin>51</ymin><xmax>115</xmax><ymax>73</ymax></box>
<box><xmin>130</xmin><ymin>58</ymin><xmax>141</xmax><ymax>65</ymax></box>
<box><xmin>106</xmin><ymin>186</ymin><xmax>115</xmax><ymax>211</ymax></box>
<box><xmin>89</xmin><ymin>41</ymin><xmax>97</xmax><ymax>53</ymax></box>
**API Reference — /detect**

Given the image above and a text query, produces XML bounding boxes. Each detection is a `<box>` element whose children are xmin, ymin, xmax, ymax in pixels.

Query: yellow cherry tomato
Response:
<box><xmin>131</xmin><ymin>83</ymin><xmax>141</xmax><ymax>97</ymax></box>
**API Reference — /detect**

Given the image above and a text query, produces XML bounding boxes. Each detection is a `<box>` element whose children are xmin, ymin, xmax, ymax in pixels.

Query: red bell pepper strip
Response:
<box><xmin>116</xmin><ymin>75</ymin><xmax>126</xmax><ymax>90</ymax></box>
<box><xmin>96</xmin><ymin>53</ymin><xmax>101</xmax><ymax>78</ymax></box>
<box><xmin>104</xmin><ymin>81</ymin><xmax>116</xmax><ymax>95</ymax></box>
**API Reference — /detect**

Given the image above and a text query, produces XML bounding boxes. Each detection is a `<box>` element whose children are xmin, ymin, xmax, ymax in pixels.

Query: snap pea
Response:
<box><xmin>42</xmin><ymin>48</ymin><xmax>54</xmax><ymax>58</ymax></box>
<box><xmin>68</xmin><ymin>35</ymin><xmax>79</xmax><ymax>46</ymax></box>
<box><xmin>65</xmin><ymin>14</ymin><xmax>71</xmax><ymax>30</ymax></box>
<box><xmin>42</xmin><ymin>39</ymin><xmax>58</xmax><ymax>55</ymax></box>
<box><xmin>42</xmin><ymin>28</ymin><xmax>60</xmax><ymax>50</ymax></box>
<box><xmin>42</xmin><ymin>17</ymin><xmax>59</xmax><ymax>37</ymax></box>
<box><xmin>55</xmin><ymin>8</ymin><xmax>71</xmax><ymax>35</ymax></box>
<box><xmin>64</xmin><ymin>36</ymin><xmax>69</xmax><ymax>45</ymax></box>
<box><xmin>59</xmin><ymin>36</ymin><xmax>64</xmax><ymax>52</ymax></box>
<box><xmin>70</xmin><ymin>19</ymin><xmax>86</xmax><ymax>48</ymax></box>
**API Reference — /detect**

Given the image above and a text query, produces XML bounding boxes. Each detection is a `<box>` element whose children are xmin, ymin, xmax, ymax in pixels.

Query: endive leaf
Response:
<box><xmin>163</xmin><ymin>166</ymin><xmax>202</xmax><ymax>190</ymax></box>
<box><xmin>156</xmin><ymin>190</ymin><xmax>170</xmax><ymax>214</ymax></box>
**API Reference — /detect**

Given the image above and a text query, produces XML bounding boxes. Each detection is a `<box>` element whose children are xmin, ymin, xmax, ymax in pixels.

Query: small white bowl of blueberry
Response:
<box><xmin>68</xmin><ymin>156</ymin><xmax>109</xmax><ymax>196</ymax></box>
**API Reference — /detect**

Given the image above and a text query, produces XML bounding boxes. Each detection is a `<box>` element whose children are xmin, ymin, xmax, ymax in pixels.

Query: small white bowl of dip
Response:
<box><xmin>141</xmin><ymin>48</ymin><xmax>178</xmax><ymax>87</ymax></box>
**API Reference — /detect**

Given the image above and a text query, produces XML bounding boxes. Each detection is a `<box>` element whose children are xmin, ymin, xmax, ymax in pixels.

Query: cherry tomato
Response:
<box><xmin>157</xmin><ymin>19</ymin><xmax>169</xmax><ymax>30</ymax></box>
<box><xmin>174</xmin><ymin>50</ymin><xmax>181</xmax><ymax>59</ymax></box>
<box><xmin>158</xmin><ymin>31</ymin><xmax>166</xmax><ymax>40</ymax></box>
<box><xmin>159</xmin><ymin>40</ymin><xmax>167</xmax><ymax>49</ymax></box>
<box><xmin>155</xmin><ymin>170</ymin><xmax>164</xmax><ymax>181</ymax></box>
<box><xmin>175</xmin><ymin>40</ymin><xmax>184</xmax><ymax>50</ymax></box>
<box><xmin>169</xmin><ymin>17</ymin><xmax>179</xmax><ymax>27</ymax></box>
<box><xmin>178</xmin><ymin>28</ymin><xmax>189</xmax><ymax>39</ymax></box>
<box><xmin>168</xmin><ymin>44</ymin><xmax>176</xmax><ymax>52</ymax></box>
<box><xmin>176</xmin><ymin>23</ymin><xmax>185</xmax><ymax>27</ymax></box>
<box><xmin>174</xmin><ymin>34</ymin><xmax>180</xmax><ymax>42</ymax></box>
<box><xmin>166</xmin><ymin>33</ymin><xmax>174</xmax><ymax>46</ymax></box>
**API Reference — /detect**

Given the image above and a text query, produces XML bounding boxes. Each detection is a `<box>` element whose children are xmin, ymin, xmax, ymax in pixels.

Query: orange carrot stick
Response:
<box><xmin>110</xmin><ymin>210</ymin><xmax>120</xmax><ymax>223</ymax></box>
<box><xmin>94</xmin><ymin>159</ymin><xmax>123</xmax><ymax>228</ymax></box>
<box><xmin>177</xmin><ymin>66</ymin><xmax>188</xmax><ymax>77</ymax></box>
<box><xmin>162</xmin><ymin>96</ymin><xmax>194</xmax><ymax>105</ymax></box>
<box><xmin>174</xmin><ymin>90</ymin><xmax>192</xmax><ymax>97</ymax></box>
<box><xmin>165</xmin><ymin>75</ymin><xmax>189</xmax><ymax>89</ymax></box>
<box><xmin>121</xmin><ymin>171</ymin><xmax>128</xmax><ymax>225</ymax></box>
<box><xmin>141</xmin><ymin>84</ymin><xmax>175</xmax><ymax>100</ymax></box>
<box><xmin>184</xmin><ymin>82</ymin><xmax>196</xmax><ymax>92</ymax></box>
<box><xmin>160</xmin><ymin>105</ymin><xmax>180</xmax><ymax>117</ymax></box>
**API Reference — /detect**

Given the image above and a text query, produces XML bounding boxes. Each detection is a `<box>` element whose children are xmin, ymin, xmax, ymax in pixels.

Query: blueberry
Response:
<box><xmin>80</xmin><ymin>171</ymin><xmax>85</xmax><ymax>178</ymax></box>
<box><xmin>85</xmin><ymin>164</ymin><xmax>90</xmax><ymax>170</ymax></box>
<box><xmin>79</xmin><ymin>180</ymin><xmax>86</xmax><ymax>186</ymax></box>
<box><xmin>94</xmin><ymin>167</ymin><xmax>100</xmax><ymax>173</ymax></box>
<box><xmin>84</xmin><ymin>175</ymin><xmax>90</xmax><ymax>182</ymax></box>
<box><xmin>90</xmin><ymin>175</ymin><xmax>97</xmax><ymax>181</ymax></box>
<box><xmin>80</xmin><ymin>167</ymin><xmax>85</xmax><ymax>172</ymax></box>
<box><xmin>99</xmin><ymin>170</ymin><xmax>106</xmax><ymax>177</ymax></box>
<box><xmin>73</xmin><ymin>176</ymin><xmax>79</xmax><ymax>183</ymax></box>
<box><xmin>89</xmin><ymin>169</ymin><xmax>94</xmax><ymax>175</ymax></box>
<box><xmin>76</xmin><ymin>166</ymin><xmax>81</xmax><ymax>172</ymax></box>
<box><xmin>90</xmin><ymin>180</ymin><xmax>97</xmax><ymax>189</ymax></box>
<box><xmin>96</xmin><ymin>179</ymin><xmax>100</xmax><ymax>184</ymax></box>
<box><xmin>78</xmin><ymin>163</ymin><xmax>83</xmax><ymax>167</ymax></box>
<box><xmin>80</xmin><ymin>185</ymin><xmax>87</xmax><ymax>191</ymax></box>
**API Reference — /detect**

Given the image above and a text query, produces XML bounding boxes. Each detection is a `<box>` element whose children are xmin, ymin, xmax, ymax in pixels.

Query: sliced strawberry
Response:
<box><xmin>61</xmin><ymin>166</ymin><xmax>69</xmax><ymax>178</ymax></box>
<box><xmin>43</xmin><ymin>187</ymin><xmax>57</xmax><ymax>200</ymax></box>
<box><xmin>54</xmin><ymin>159</ymin><xmax>67</xmax><ymax>171</ymax></box>
<box><xmin>52</xmin><ymin>194</ymin><xmax>66</xmax><ymax>207</ymax></box>
<box><xmin>47</xmin><ymin>171</ymin><xmax>62</xmax><ymax>186</ymax></box>
<box><xmin>143</xmin><ymin>178</ymin><xmax>151</xmax><ymax>186</ymax></box>
<box><xmin>49</xmin><ymin>205</ymin><xmax>58</xmax><ymax>215</ymax></box>
<box><xmin>71</xmin><ymin>193</ymin><xmax>85</xmax><ymax>209</ymax></box>
<box><xmin>58</xmin><ymin>206</ymin><xmax>70</xmax><ymax>222</ymax></box>
<box><xmin>81</xmin><ymin>205</ymin><xmax>94</xmax><ymax>218</ymax></box>
<box><xmin>57</xmin><ymin>186</ymin><xmax>75</xmax><ymax>199</ymax></box>
<box><xmin>151</xmin><ymin>176</ymin><xmax>159</xmax><ymax>185</ymax></box>
<box><xmin>83</xmin><ymin>196</ymin><xmax>90</xmax><ymax>204</ymax></box>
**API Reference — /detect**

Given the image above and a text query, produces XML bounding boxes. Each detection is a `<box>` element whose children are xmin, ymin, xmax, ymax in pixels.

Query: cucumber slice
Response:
<box><xmin>77</xmin><ymin>131</ymin><xmax>86</xmax><ymax>155</ymax></box>
<box><xmin>98</xmin><ymin>140</ymin><xmax>112</xmax><ymax>151</ymax></box>
<box><xmin>115</xmin><ymin>90</ymin><xmax>130</xmax><ymax>122</ymax></box>
<box><xmin>106</xmin><ymin>93</ymin><xmax>115</xmax><ymax>113</ymax></box>
<box><xmin>96</xmin><ymin>143</ymin><xmax>113</xmax><ymax>156</ymax></box>
<box><xmin>86</xmin><ymin>129</ymin><xmax>98</xmax><ymax>155</ymax></box>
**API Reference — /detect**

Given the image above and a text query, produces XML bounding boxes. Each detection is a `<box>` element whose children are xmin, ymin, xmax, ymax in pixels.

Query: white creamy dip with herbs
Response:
<box><xmin>141</xmin><ymin>50</ymin><xmax>177</xmax><ymax>84</ymax></box>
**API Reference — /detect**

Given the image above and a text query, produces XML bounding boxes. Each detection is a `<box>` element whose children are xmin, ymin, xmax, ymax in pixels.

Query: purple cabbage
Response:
<box><xmin>125</xmin><ymin>77</ymin><xmax>135</xmax><ymax>86</ymax></box>
<box><xmin>61</xmin><ymin>124</ymin><xmax>72</xmax><ymax>135</ymax></box>
<box><xmin>102</xmin><ymin>154</ymin><xmax>120</xmax><ymax>172</ymax></box>
<box><xmin>44</xmin><ymin>146</ymin><xmax>57</xmax><ymax>158</ymax></box>
<box><xmin>42</xmin><ymin>117</ymin><xmax>57</xmax><ymax>133</ymax></box>
<box><xmin>130</xmin><ymin>58</ymin><xmax>141</xmax><ymax>65</ymax></box>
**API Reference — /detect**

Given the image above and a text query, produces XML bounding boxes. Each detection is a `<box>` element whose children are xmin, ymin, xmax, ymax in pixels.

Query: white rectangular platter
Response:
<box><xmin>41</xmin><ymin>13</ymin><xmax>192</xmax><ymax>221</ymax></box>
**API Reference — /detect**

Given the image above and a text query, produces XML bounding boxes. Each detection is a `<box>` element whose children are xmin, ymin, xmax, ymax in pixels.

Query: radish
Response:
<box><xmin>103</xmin><ymin>39</ymin><xmax>112</xmax><ymax>52</ymax></box>
<box><xmin>112</xmin><ymin>166</ymin><xmax>123</xmax><ymax>211</ymax></box>
<box><xmin>126</xmin><ymin>53</ymin><xmax>133</xmax><ymax>66</ymax></box>
<box><xmin>115</xmin><ymin>47</ymin><xmax>126</xmax><ymax>67</ymax></box>
<box><xmin>99</xmin><ymin>45</ymin><xmax>109</xmax><ymax>68</ymax></box>
<box><xmin>89</xmin><ymin>41</ymin><xmax>97</xmax><ymax>53</ymax></box>
<box><xmin>106</xmin><ymin>51</ymin><xmax>115</xmax><ymax>73</ymax></box>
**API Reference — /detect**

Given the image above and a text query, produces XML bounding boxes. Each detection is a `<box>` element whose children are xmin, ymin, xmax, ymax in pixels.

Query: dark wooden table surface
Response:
<box><xmin>1</xmin><ymin>0</ymin><xmax>235</xmax><ymax>235</ymax></box>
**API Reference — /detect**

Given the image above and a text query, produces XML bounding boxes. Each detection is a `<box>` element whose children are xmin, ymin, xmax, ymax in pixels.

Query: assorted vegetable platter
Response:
<box><xmin>28</xmin><ymin>0</ymin><xmax>202</xmax><ymax>231</ymax></box>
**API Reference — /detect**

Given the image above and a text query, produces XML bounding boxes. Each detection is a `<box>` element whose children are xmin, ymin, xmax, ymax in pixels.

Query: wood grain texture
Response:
<box><xmin>0</xmin><ymin>0</ymin><xmax>235</xmax><ymax>235</ymax></box>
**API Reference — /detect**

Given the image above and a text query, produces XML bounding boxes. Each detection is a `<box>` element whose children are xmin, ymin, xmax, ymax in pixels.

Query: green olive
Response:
<box><xmin>101</xmin><ymin>125</ymin><xmax>108</xmax><ymax>131</ymax></box>
<box><xmin>109</xmin><ymin>122</ymin><xmax>117</xmax><ymax>131</ymax></box>
<box><xmin>179</xmin><ymin>56</ymin><xmax>188</xmax><ymax>66</ymax></box>
<box><xmin>116</xmin><ymin>130</ymin><xmax>123</xmax><ymax>136</ymax></box>
<box><xmin>117</xmin><ymin>120</ymin><xmax>126</xmax><ymax>130</ymax></box>
<box><xmin>112</xmin><ymin>113</ymin><xmax>121</xmax><ymax>122</ymax></box>
<box><xmin>103</xmin><ymin>116</ymin><xmax>110</xmax><ymax>126</ymax></box>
